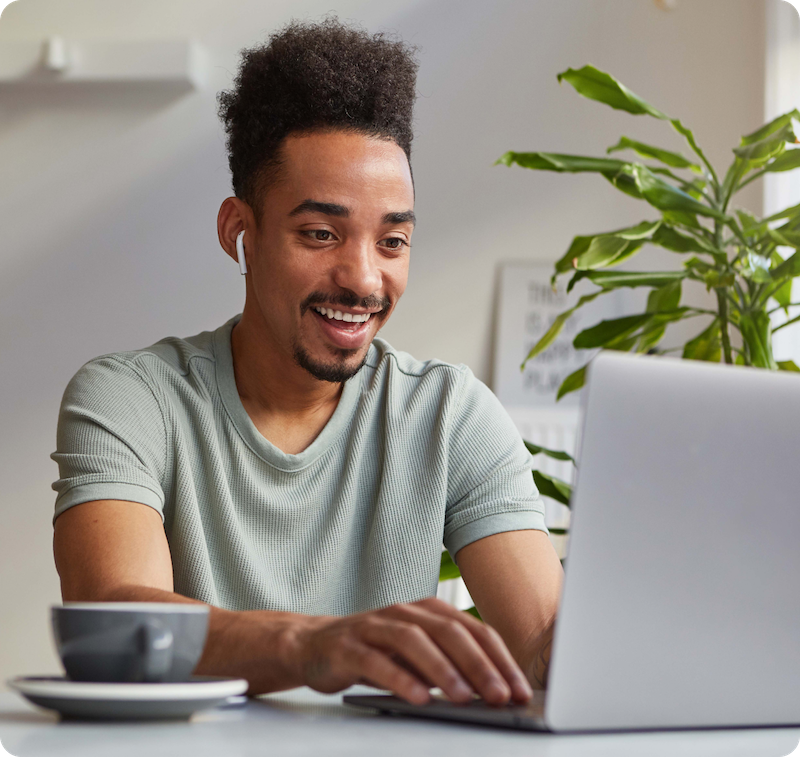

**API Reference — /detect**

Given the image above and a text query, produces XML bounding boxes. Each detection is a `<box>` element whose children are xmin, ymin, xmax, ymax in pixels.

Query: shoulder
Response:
<box><xmin>106</xmin><ymin>324</ymin><xmax>217</xmax><ymax>378</ymax></box>
<box><xmin>63</xmin><ymin>320</ymin><xmax>227</xmax><ymax>404</ymax></box>
<box><xmin>360</xmin><ymin>338</ymin><xmax>493</xmax><ymax>417</ymax></box>
<box><xmin>364</xmin><ymin>338</ymin><xmax>469</xmax><ymax>385</ymax></box>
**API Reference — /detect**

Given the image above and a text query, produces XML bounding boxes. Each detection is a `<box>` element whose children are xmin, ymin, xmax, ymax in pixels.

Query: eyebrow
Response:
<box><xmin>289</xmin><ymin>200</ymin><xmax>349</xmax><ymax>218</ymax></box>
<box><xmin>288</xmin><ymin>199</ymin><xmax>415</xmax><ymax>227</ymax></box>
<box><xmin>382</xmin><ymin>210</ymin><xmax>416</xmax><ymax>226</ymax></box>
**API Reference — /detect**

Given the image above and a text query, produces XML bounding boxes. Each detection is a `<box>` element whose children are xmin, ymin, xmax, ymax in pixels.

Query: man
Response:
<box><xmin>51</xmin><ymin>19</ymin><xmax>563</xmax><ymax>706</ymax></box>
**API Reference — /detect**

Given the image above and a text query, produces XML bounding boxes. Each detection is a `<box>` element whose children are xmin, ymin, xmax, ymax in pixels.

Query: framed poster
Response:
<box><xmin>493</xmin><ymin>262</ymin><xmax>631</xmax><ymax>408</ymax></box>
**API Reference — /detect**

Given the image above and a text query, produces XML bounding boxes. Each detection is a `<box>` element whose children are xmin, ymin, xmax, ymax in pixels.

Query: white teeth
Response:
<box><xmin>314</xmin><ymin>306</ymin><xmax>372</xmax><ymax>323</ymax></box>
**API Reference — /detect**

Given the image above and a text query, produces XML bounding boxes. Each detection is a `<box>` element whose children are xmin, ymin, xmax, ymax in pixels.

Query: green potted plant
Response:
<box><xmin>439</xmin><ymin>65</ymin><xmax>800</xmax><ymax>597</ymax></box>
<box><xmin>502</xmin><ymin>65</ymin><xmax>800</xmax><ymax>384</ymax></box>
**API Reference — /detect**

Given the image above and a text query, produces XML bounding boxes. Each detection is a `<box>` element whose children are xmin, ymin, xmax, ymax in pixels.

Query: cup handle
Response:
<box><xmin>138</xmin><ymin>620</ymin><xmax>174</xmax><ymax>682</ymax></box>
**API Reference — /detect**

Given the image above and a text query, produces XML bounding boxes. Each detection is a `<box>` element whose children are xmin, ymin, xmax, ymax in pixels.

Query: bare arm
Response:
<box><xmin>54</xmin><ymin>500</ymin><xmax>533</xmax><ymax>704</ymax></box>
<box><xmin>457</xmin><ymin>529</ymin><xmax>564</xmax><ymax>689</ymax></box>
<box><xmin>53</xmin><ymin>500</ymin><xmax>312</xmax><ymax>694</ymax></box>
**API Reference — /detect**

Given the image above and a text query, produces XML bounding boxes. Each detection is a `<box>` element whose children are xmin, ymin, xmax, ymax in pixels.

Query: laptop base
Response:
<box><xmin>343</xmin><ymin>693</ymin><xmax>548</xmax><ymax>731</ymax></box>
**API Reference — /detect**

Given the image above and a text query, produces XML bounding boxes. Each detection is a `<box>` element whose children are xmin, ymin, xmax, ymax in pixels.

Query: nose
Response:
<box><xmin>331</xmin><ymin>239</ymin><xmax>382</xmax><ymax>300</ymax></box>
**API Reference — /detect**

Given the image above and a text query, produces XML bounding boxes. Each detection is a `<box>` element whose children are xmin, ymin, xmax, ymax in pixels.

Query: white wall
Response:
<box><xmin>766</xmin><ymin>0</ymin><xmax>800</xmax><ymax>361</ymax></box>
<box><xmin>0</xmin><ymin>0</ymin><xmax>765</xmax><ymax>683</ymax></box>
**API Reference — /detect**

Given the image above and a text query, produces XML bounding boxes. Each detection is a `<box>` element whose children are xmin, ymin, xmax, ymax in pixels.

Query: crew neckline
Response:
<box><xmin>213</xmin><ymin>315</ymin><xmax>365</xmax><ymax>471</ymax></box>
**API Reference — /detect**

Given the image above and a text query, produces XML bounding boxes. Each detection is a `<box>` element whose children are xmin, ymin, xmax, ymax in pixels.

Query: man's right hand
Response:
<box><xmin>293</xmin><ymin>597</ymin><xmax>533</xmax><ymax>705</ymax></box>
<box><xmin>54</xmin><ymin>500</ymin><xmax>532</xmax><ymax>706</ymax></box>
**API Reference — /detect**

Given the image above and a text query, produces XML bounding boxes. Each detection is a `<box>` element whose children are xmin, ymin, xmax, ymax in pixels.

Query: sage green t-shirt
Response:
<box><xmin>52</xmin><ymin>316</ymin><xmax>547</xmax><ymax>614</ymax></box>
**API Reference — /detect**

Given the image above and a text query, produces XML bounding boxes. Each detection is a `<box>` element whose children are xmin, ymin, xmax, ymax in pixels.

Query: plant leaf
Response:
<box><xmin>575</xmin><ymin>235</ymin><xmax>631</xmax><ymax>270</ymax></box>
<box><xmin>703</xmin><ymin>270</ymin><xmax>736</xmax><ymax>289</ymax></box>
<box><xmin>778</xmin><ymin>360</ymin><xmax>800</xmax><ymax>372</ymax></box>
<box><xmin>669</xmin><ymin>119</ymin><xmax>718</xmax><ymax>183</ymax></box>
<box><xmin>647</xmin><ymin>280</ymin><xmax>682</xmax><ymax>313</ymax></box>
<box><xmin>739</xmin><ymin>311</ymin><xmax>778</xmax><ymax>369</ymax></box>
<box><xmin>557</xmin><ymin>65</ymin><xmax>667</xmax><ymax>118</ymax></box>
<box><xmin>554</xmin><ymin>235</ymin><xmax>592</xmax><ymax>275</ymax></box>
<box><xmin>573</xmin><ymin>314</ymin><xmax>653</xmax><ymax>349</ymax></box>
<box><xmin>637</xmin><ymin>299</ymin><xmax>687</xmax><ymax>354</ymax></box>
<box><xmin>521</xmin><ymin>292</ymin><xmax>602</xmax><ymax>366</ymax></box>
<box><xmin>771</xmin><ymin>250</ymin><xmax>800</xmax><ymax>281</ymax></box>
<box><xmin>682</xmin><ymin>319</ymin><xmax>721</xmax><ymax>362</ymax></box>
<box><xmin>524</xmin><ymin>441</ymin><xmax>576</xmax><ymax>464</ymax></box>
<box><xmin>764</xmin><ymin>201</ymin><xmax>800</xmax><ymax>225</ymax></box>
<box><xmin>465</xmin><ymin>606</ymin><xmax>482</xmax><ymax>620</ymax></box>
<box><xmin>607</xmin><ymin>136</ymin><xmax>701</xmax><ymax>171</ymax></box>
<box><xmin>733</xmin><ymin>123</ymin><xmax>797</xmax><ymax>162</ymax></box>
<box><xmin>736</xmin><ymin>209</ymin><xmax>766</xmax><ymax>236</ymax></box>
<box><xmin>741</xmin><ymin>252</ymin><xmax>773</xmax><ymax>283</ymax></box>
<box><xmin>605</xmin><ymin>334</ymin><xmax>640</xmax><ymax>351</ymax></box>
<box><xmin>603</xmin><ymin>168</ymin><xmax>644</xmax><ymax>199</ymax></box>
<box><xmin>554</xmin><ymin>221</ymin><xmax>661</xmax><ymax>275</ymax></box>
<box><xmin>614</xmin><ymin>220</ymin><xmax>664</xmax><ymax>240</ymax></box>
<box><xmin>599</xmin><ymin>241</ymin><xmax>648</xmax><ymax>270</ymax></box>
<box><xmin>637</xmin><ymin>324</ymin><xmax>667</xmax><ymax>353</ymax></box>
<box><xmin>682</xmin><ymin>177</ymin><xmax>709</xmax><ymax>199</ymax></box>
<box><xmin>684</xmin><ymin>256</ymin><xmax>714</xmax><ymax>275</ymax></box>
<box><xmin>762</xmin><ymin>148</ymin><xmax>800</xmax><ymax>174</ymax></box>
<box><xmin>661</xmin><ymin>209</ymin><xmax>703</xmax><ymax>230</ymax></box>
<box><xmin>533</xmin><ymin>470</ymin><xmax>572</xmax><ymax>506</ymax></box>
<box><xmin>768</xmin><ymin>227</ymin><xmax>800</xmax><ymax>248</ymax></box>
<box><xmin>740</xmin><ymin>109</ymin><xmax>800</xmax><ymax>146</ymax></box>
<box><xmin>570</xmin><ymin>270</ymin><xmax>686</xmax><ymax>290</ymax></box>
<box><xmin>633</xmin><ymin>164</ymin><xmax>727</xmax><ymax>220</ymax></box>
<box><xmin>770</xmin><ymin>252</ymin><xmax>793</xmax><ymax>313</ymax></box>
<box><xmin>556</xmin><ymin>65</ymin><xmax>716</xmax><ymax>181</ymax></box>
<box><xmin>652</xmin><ymin>224</ymin><xmax>718</xmax><ymax>254</ymax></box>
<box><xmin>556</xmin><ymin>364</ymin><xmax>587</xmax><ymax>401</ymax></box>
<box><xmin>439</xmin><ymin>550</ymin><xmax>461</xmax><ymax>581</ymax></box>
<box><xmin>496</xmin><ymin>151</ymin><xmax>629</xmax><ymax>173</ymax></box>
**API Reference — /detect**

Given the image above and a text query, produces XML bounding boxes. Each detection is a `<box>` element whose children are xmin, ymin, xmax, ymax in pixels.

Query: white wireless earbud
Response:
<box><xmin>235</xmin><ymin>230</ymin><xmax>247</xmax><ymax>276</ymax></box>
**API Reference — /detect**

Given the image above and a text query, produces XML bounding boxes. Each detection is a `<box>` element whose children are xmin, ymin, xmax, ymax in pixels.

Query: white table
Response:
<box><xmin>1</xmin><ymin>687</ymin><xmax>799</xmax><ymax>757</ymax></box>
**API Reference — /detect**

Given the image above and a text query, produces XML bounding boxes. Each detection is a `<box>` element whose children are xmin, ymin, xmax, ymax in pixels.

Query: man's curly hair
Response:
<box><xmin>218</xmin><ymin>18</ymin><xmax>419</xmax><ymax>209</ymax></box>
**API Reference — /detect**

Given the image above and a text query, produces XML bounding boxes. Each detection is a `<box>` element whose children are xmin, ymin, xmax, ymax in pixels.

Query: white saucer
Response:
<box><xmin>7</xmin><ymin>675</ymin><xmax>248</xmax><ymax>720</ymax></box>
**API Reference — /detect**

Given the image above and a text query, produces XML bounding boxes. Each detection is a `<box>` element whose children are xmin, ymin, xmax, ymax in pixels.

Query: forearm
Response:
<box><xmin>457</xmin><ymin>530</ymin><xmax>563</xmax><ymax>691</ymax></box>
<box><xmin>98</xmin><ymin>584</ymin><xmax>325</xmax><ymax>695</ymax></box>
<box><xmin>520</xmin><ymin>618</ymin><xmax>555</xmax><ymax>690</ymax></box>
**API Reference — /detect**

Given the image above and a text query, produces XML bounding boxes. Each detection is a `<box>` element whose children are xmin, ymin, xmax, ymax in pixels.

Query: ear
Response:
<box><xmin>217</xmin><ymin>197</ymin><xmax>254</xmax><ymax>268</ymax></box>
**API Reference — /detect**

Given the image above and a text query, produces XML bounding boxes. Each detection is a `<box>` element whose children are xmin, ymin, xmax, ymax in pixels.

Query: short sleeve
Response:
<box><xmin>443</xmin><ymin>368</ymin><xmax>547</xmax><ymax>558</ymax></box>
<box><xmin>51</xmin><ymin>356</ymin><xmax>167</xmax><ymax>523</ymax></box>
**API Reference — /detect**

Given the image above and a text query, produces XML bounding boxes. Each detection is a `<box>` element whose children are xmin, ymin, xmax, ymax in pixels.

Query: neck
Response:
<box><xmin>230</xmin><ymin>305</ymin><xmax>344</xmax><ymax>453</ymax></box>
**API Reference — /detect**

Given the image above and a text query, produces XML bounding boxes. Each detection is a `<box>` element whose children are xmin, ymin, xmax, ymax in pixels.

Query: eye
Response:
<box><xmin>301</xmin><ymin>229</ymin><xmax>336</xmax><ymax>242</ymax></box>
<box><xmin>380</xmin><ymin>237</ymin><xmax>408</xmax><ymax>251</ymax></box>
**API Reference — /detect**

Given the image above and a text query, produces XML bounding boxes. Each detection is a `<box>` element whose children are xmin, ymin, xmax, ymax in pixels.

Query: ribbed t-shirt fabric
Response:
<box><xmin>52</xmin><ymin>316</ymin><xmax>547</xmax><ymax>615</ymax></box>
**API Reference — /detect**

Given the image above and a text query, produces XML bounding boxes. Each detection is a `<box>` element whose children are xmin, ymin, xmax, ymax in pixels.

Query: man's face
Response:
<box><xmin>246</xmin><ymin>130</ymin><xmax>414</xmax><ymax>383</ymax></box>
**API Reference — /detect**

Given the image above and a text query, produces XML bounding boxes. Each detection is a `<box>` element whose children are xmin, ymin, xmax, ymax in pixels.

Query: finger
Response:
<box><xmin>359</xmin><ymin>620</ymin><xmax>475</xmax><ymax>704</ymax></box>
<box><xmin>343</xmin><ymin>642</ymin><xmax>431</xmax><ymax>705</ymax></box>
<box><xmin>460</xmin><ymin>619</ymin><xmax>533</xmax><ymax>703</ymax></box>
<box><xmin>431</xmin><ymin>601</ymin><xmax>534</xmax><ymax>703</ymax></box>
<box><xmin>396</xmin><ymin>601</ymin><xmax>532</xmax><ymax>704</ymax></box>
<box><xmin>387</xmin><ymin>606</ymin><xmax>512</xmax><ymax>705</ymax></box>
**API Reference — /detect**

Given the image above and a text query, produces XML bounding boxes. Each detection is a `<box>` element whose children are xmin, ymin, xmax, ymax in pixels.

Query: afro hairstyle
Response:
<box><xmin>217</xmin><ymin>17</ymin><xmax>419</xmax><ymax>209</ymax></box>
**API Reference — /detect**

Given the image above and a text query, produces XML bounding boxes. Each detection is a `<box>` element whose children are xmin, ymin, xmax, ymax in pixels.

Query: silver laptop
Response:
<box><xmin>345</xmin><ymin>352</ymin><xmax>800</xmax><ymax>731</ymax></box>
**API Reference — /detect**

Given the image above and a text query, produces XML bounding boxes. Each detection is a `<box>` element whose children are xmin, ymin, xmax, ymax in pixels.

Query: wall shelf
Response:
<box><xmin>0</xmin><ymin>38</ymin><xmax>207</xmax><ymax>90</ymax></box>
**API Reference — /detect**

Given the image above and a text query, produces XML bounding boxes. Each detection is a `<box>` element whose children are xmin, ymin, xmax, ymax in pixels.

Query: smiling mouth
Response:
<box><xmin>312</xmin><ymin>305</ymin><xmax>375</xmax><ymax>330</ymax></box>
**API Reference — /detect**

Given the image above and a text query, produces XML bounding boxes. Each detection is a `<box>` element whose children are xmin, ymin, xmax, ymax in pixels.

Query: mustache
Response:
<box><xmin>301</xmin><ymin>291</ymin><xmax>391</xmax><ymax>314</ymax></box>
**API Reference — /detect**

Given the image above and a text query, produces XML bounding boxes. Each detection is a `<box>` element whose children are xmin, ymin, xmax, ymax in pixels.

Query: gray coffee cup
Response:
<box><xmin>52</xmin><ymin>603</ymin><xmax>210</xmax><ymax>683</ymax></box>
